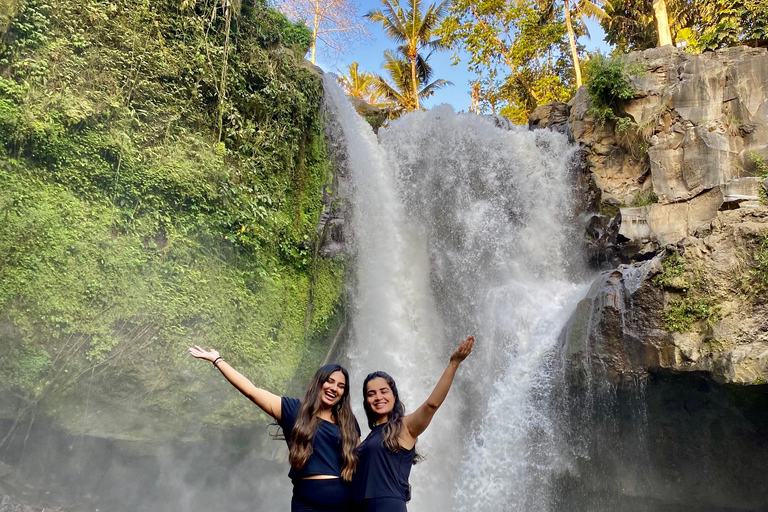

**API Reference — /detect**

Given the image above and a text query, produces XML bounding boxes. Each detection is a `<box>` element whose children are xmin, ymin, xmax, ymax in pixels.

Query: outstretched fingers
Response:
<box><xmin>188</xmin><ymin>345</ymin><xmax>218</xmax><ymax>362</ymax></box>
<box><xmin>452</xmin><ymin>335</ymin><xmax>474</xmax><ymax>362</ymax></box>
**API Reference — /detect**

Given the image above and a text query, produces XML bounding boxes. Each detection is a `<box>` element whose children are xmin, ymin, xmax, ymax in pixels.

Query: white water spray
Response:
<box><xmin>323</xmin><ymin>75</ymin><xmax>591</xmax><ymax>512</ymax></box>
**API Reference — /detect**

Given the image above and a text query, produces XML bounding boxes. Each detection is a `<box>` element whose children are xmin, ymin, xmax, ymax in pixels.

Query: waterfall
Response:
<box><xmin>322</xmin><ymin>75</ymin><xmax>591</xmax><ymax>512</ymax></box>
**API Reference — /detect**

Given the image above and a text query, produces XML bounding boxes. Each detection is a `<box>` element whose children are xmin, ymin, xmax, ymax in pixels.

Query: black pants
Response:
<box><xmin>291</xmin><ymin>478</ymin><xmax>353</xmax><ymax>512</ymax></box>
<box><xmin>355</xmin><ymin>498</ymin><xmax>407</xmax><ymax>512</ymax></box>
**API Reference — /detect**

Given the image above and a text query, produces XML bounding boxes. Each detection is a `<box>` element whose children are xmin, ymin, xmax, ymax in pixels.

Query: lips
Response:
<box><xmin>324</xmin><ymin>390</ymin><xmax>337</xmax><ymax>402</ymax></box>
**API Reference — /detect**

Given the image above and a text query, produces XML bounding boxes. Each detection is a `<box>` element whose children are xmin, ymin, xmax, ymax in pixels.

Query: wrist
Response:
<box><xmin>212</xmin><ymin>356</ymin><xmax>224</xmax><ymax>367</ymax></box>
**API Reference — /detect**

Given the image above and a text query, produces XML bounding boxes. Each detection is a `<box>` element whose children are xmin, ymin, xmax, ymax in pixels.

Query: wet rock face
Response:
<box><xmin>563</xmin><ymin>208</ymin><xmax>768</xmax><ymax>386</ymax></box>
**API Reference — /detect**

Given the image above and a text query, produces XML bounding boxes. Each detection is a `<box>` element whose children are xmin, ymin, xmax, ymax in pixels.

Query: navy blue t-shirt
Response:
<box><xmin>278</xmin><ymin>397</ymin><xmax>360</xmax><ymax>480</ymax></box>
<box><xmin>352</xmin><ymin>423</ymin><xmax>415</xmax><ymax>503</ymax></box>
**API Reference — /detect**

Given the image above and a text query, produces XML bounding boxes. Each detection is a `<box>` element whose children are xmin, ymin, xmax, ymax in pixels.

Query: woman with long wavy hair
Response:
<box><xmin>352</xmin><ymin>335</ymin><xmax>475</xmax><ymax>512</ymax></box>
<box><xmin>189</xmin><ymin>346</ymin><xmax>360</xmax><ymax>512</ymax></box>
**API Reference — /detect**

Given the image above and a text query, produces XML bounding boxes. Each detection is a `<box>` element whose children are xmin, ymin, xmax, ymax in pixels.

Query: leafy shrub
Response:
<box><xmin>664</xmin><ymin>298</ymin><xmax>721</xmax><ymax>332</ymax></box>
<box><xmin>654</xmin><ymin>251</ymin><xmax>689</xmax><ymax>291</ymax></box>
<box><xmin>583</xmin><ymin>54</ymin><xmax>640</xmax><ymax>122</ymax></box>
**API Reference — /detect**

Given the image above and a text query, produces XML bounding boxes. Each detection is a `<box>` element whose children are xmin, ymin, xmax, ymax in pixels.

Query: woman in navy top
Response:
<box><xmin>189</xmin><ymin>346</ymin><xmax>360</xmax><ymax>512</ymax></box>
<box><xmin>352</xmin><ymin>335</ymin><xmax>475</xmax><ymax>512</ymax></box>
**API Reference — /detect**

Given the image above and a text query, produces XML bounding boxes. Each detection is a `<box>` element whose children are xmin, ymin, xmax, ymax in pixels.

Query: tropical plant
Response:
<box><xmin>373</xmin><ymin>48</ymin><xmax>452</xmax><ymax>117</ymax></box>
<box><xmin>676</xmin><ymin>0</ymin><xmax>768</xmax><ymax>50</ymax></box>
<box><xmin>540</xmin><ymin>0</ymin><xmax>608</xmax><ymax>87</ymax></box>
<box><xmin>652</xmin><ymin>0</ymin><xmax>674</xmax><ymax>46</ymax></box>
<box><xmin>337</xmin><ymin>62</ymin><xmax>382</xmax><ymax>105</ymax></box>
<box><xmin>602</xmin><ymin>0</ymin><xmax>768</xmax><ymax>52</ymax></box>
<box><xmin>366</xmin><ymin>0</ymin><xmax>451</xmax><ymax>110</ymax></box>
<box><xmin>439</xmin><ymin>0</ymin><xmax>575</xmax><ymax>122</ymax></box>
<box><xmin>602</xmin><ymin>0</ymin><xmax>703</xmax><ymax>51</ymax></box>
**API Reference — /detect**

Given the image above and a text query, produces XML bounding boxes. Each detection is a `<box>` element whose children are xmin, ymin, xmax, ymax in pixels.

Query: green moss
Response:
<box><xmin>664</xmin><ymin>297</ymin><xmax>722</xmax><ymax>332</ymax></box>
<box><xmin>599</xmin><ymin>202</ymin><xmax>621</xmax><ymax>217</ymax></box>
<box><xmin>750</xmin><ymin>153</ymin><xmax>768</xmax><ymax>205</ymax></box>
<box><xmin>654</xmin><ymin>251</ymin><xmax>690</xmax><ymax>291</ymax></box>
<box><xmin>628</xmin><ymin>189</ymin><xmax>658</xmax><ymax>207</ymax></box>
<box><xmin>0</xmin><ymin>0</ymin><xmax>345</xmax><ymax>436</ymax></box>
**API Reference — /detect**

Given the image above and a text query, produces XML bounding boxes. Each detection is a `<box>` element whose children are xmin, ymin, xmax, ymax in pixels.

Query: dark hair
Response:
<box><xmin>289</xmin><ymin>364</ymin><xmax>358</xmax><ymax>481</ymax></box>
<box><xmin>362</xmin><ymin>371</ymin><xmax>422</xmax><ymax>464</ymax></box>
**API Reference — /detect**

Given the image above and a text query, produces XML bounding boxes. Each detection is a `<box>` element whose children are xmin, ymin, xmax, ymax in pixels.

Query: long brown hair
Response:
<box><xmin>362</xmin><ymin>371</ymin><xmax>422</xmax><ymax>464</ymax></box>
<box><xmin>289</xmin><ymin>364</ymin><xmax>358</xmax><ymax>481</ymax></box>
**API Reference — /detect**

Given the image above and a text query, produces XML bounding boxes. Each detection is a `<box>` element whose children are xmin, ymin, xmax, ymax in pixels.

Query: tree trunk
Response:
<box><xmin>652</xmin><ymin>0</ymin><xmax>673</xmax><ymax>47</ymax></box>
<box><xmin>311</xmin><ymin>0</ymin><xmax>320</xmax><ymax>63</ymax></box>
<box><xmin>409</xmin><ymin>46</ymin><xmax>419</xmax><ymax>111</ymax></box>
<box><xmin>217</xmin><ymin>0</ymin><xmax>232</xmax><ymax>143</ymax></box>
<box><xmin>564</xmin><ymin>0</ymin><xmax>582</xmax><ymax>88</ymax></box>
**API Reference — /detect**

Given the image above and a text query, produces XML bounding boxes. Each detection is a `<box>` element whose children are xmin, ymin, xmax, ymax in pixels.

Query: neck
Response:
<box><xmin>375</xmin><ymin>415</ymin><xmax>389</xmax><ymax>426</ymax></box>
<box><xmin>316</xmin><ymin>405</ymin><xmax>334</xmax><ymax>422</ymax></box>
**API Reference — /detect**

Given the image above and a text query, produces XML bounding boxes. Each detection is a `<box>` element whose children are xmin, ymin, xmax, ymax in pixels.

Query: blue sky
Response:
<box><xmin>311</xmin><ymin>0</ymin><xmax>612</xmax><ymax>112</ymax></box>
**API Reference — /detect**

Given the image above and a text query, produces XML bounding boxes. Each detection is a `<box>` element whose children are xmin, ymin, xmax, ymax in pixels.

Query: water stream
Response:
<box><xmin>322</xmin><ymin>75</ymin><xmax>592</xmax><ymax>512</ymax></box>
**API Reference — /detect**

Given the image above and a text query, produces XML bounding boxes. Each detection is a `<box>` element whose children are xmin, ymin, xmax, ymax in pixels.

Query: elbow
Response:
<box><xmin>424</xmin><ymin>401</ymin><xmax>441</xmax><ymax>412</ymax></box>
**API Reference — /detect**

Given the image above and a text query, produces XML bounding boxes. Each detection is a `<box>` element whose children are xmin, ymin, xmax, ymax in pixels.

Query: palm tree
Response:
<box><xmin>565</xmin><ymin>0</ymin><xmax>607</xmax><ymax>87</ymax></box>
<box><xmin>337</xmin><ymin>62</ymin><xmax>382</xmax><ymax>105</ymax></box>
<box><xmin>373</xmin><ymin>48</ymin><xmax>452</xmax><ymax>117</ymax></box>
<box><xmin>365</xmin><ymin>0</ymin><xmax>450</xmax><ymax>110</ymax></box>
<box><xmin>601</xmin><ymin>0</ymin><xmax>678</xmax><ymax>51</ymax></box>
<box><xmin>652</xmin><ymin>0</ymin><xmax>673</xmax><ymax>46</ymax></box>
<box><xmin>540</xmin><ymin>0</ymin><xmax>607</xmax><ymax>88</ymax></box>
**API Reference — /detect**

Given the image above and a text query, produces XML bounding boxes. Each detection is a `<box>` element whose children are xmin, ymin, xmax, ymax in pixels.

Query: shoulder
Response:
<box><xmin>278</xmin><ymin>397</ymin><xmax>301</xmax><ymax>428</ymax></box>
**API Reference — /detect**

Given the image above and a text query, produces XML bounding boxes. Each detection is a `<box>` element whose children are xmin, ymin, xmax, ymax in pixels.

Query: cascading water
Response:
<box><xmin>322</xmin><ymin>74</ymin><xmax>592</xmax><ymax>511</ymax></box>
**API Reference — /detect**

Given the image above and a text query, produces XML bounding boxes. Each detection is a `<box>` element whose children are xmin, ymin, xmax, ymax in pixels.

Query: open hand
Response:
<box><xmin>188</xmin><ymin>345</ymin><xmax>219</xmax><ymax>363</ymax></box>
<box><xmin>450</xmin><ymin>335</ymin><xmax>474</xmax><ymax>364</ymax></box>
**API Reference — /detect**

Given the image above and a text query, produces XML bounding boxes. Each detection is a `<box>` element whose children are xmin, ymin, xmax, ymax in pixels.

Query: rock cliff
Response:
<box><xmin>530</xmin><ymin>45</ymin><xmax>768</xmax><ymax>512</ymax></box>
<box><xmin>531</xmin><ymin>46</ymin><xmax>768</xmax><ymax>387</ymax></box>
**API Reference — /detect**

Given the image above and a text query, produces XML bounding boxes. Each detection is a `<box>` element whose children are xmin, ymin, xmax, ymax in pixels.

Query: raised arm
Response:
<box><xmin>188</xmin><ymin>345</ymin><xmax>282</xmax><ymax>420</ymax></box>
<box><xmin>403</xmin><ymin>335</ymin><xmax>474</xmax><ymax>440</ymax></box>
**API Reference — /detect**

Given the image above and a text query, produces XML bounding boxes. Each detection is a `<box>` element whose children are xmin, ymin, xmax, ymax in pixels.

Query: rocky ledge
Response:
<box><xmin>563</xmin><ymin>207</ymin><xmax>768</xmax><ymax>385</ymax></box>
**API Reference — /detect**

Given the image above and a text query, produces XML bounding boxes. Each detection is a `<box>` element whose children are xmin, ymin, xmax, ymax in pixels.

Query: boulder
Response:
<box><xmin>563</xmin><ymin>207</ymin><xmax>768</xmax><ymax>385</ymax></box>
<box><xmin>528</xmin><ymin>101</ymin><xmax>571</xmax><ymax>138</ymax></box>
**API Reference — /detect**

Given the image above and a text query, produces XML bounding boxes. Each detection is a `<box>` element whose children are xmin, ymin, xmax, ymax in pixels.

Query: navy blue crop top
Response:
<box><xmin>352</xmin><ymin>423</ymin><xmax>415</xmax><ymax>502</ymax></box>
<box><xmin>278</xmin><ymin>397</ymin><xmax>360</xmax><ymax>480</ymax></box>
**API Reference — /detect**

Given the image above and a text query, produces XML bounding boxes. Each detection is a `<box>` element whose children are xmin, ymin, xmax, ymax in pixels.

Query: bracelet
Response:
<box><xmin>212</xmin><ymin>357</ymin><xmax>223</xmax><ymax>367</ymax></box>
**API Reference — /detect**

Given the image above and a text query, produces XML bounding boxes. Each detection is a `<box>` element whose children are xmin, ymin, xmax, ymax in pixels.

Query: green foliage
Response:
<box><xmin>752</xmin><ymin>153</ymin><xmax>768</xmax><ymax>178</ymax></box>
<box><xmin>373</xmin><ymin>48</ymin><xmax>452</xmax><ymax>117</ymax></box>
<box><xmin>628</xmin><ymin>189</ymin><xmax>658</xmax><ymax>207</ymax></box>
<box><xmin>656</xmin><ymin>251</ymin><xmax>722</xmax><ymax>332</ymax></box>
<box><xmin>602</xmin><ymin>0</ymin><xmax>768</xmax><ymax>53</ymax></box>
<box><xmin>751</xmin><ymin>153</ymin><xmax>768</xmax><ymax>204</ymax></box>
<box><xmin>366</xmin><ymin>0</ymin><xmax>453</xmax><ymax>113</ymax></box>
<box><xmin>439</xmin><ymin>0</ymin><xmax>576</xmax><ymax>123</ymax></box>
<box><xmin>654</xmin><ymin>251</ymin><xmax>690</xmax><ymax>291</ymax></box>
<box><xmin>678</xmin><ymin>0</ymin><xmax>768</xmax><ymax>51</ymax></box>
<box><xmin>583</xmin><ymin>54</ymin><xmax>638</xmax><ymax>118</ymax></box>
<box><xmin>0</xmin><ymin>0</ymin><xmax>343</xmax><ymax>433</ymax></box>
<box><xmin>664</xmin><ymin>297</ymin><xmax>721</xmax><ymax>332</ymax></box>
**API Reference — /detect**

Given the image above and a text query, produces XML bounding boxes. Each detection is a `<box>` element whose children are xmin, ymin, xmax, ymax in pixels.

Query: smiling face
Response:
<box><xmin>365</xmin><ymin>377</ymin><xmax>395</xmax><ymax>421</ymax></box>
<box><xmin>320</xmin><ymin>370</ymin><xmax>347</xmax><ymax>408</ymax></box>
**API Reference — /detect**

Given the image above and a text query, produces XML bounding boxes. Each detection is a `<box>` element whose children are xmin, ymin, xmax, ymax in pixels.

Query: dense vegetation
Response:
<box><xmin>0</xmin><ymin>0</ymin><xmax>343</xmax><ymax>439</ymax></box>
